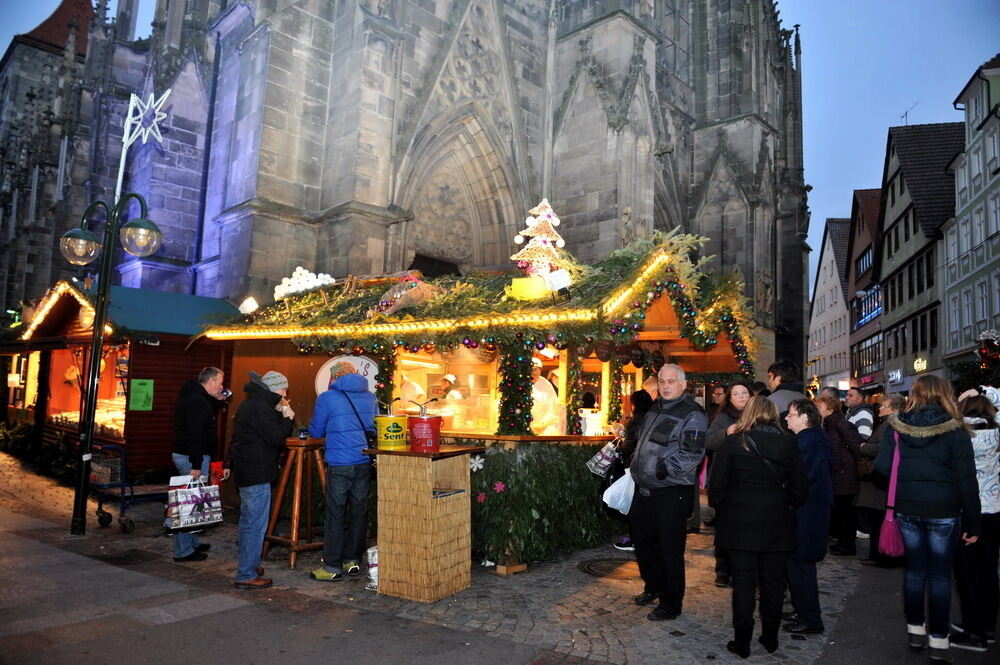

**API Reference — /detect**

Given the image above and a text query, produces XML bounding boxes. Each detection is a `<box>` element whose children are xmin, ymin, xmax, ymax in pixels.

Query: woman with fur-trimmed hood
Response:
<box><xmin>874</xmin><ymin>375</ymin><xmax>980</xmax><ymax>663</ymax></box>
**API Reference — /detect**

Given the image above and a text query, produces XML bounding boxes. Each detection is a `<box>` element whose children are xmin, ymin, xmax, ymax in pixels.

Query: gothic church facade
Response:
<box><xmin>0</xmin><ymin>0</ymin><xmax>808</xmax><ymax>366</ymax></box>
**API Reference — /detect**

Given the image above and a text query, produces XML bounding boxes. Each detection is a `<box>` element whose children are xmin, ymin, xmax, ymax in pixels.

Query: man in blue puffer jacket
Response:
<box><xmin>309</xmin><ymin>365</ymin><xmax>377</xmax><ymax>581</ymax></box>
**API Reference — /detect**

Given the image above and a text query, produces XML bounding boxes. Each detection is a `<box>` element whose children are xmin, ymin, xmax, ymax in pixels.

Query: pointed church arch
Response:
<box><xmin>395</xmin><ymin>102</ymin><xmax>524</xmax><ymax>271</ymax></box>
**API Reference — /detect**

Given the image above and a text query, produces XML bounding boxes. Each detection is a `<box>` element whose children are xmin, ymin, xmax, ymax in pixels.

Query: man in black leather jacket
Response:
<box><xmin>629</xmin><ymin>364</ymin><xmax>708</xmax><ymax>621</ymax></box>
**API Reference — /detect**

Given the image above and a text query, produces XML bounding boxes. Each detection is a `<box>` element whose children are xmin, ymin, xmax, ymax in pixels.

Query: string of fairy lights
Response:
<box><xmin>204</xmin><ymin>232</ymin><xmax>757</xmax><ymax>434</ymax></box>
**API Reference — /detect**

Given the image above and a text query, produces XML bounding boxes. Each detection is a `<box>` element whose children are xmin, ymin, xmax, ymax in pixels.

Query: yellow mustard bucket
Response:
<box><xmin>375</xmin><ymin>415</ymin><xmax>408</xmax><ymax>450</ymax></box>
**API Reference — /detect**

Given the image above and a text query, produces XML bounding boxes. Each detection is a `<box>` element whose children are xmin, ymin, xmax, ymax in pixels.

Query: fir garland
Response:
<box><xmin>565</xmin><ymin>351</ymin><xmax>584</xmax><ymax>435</ymax></box>
<box><xmin>607</xmin><ymin>355</ymin><xmax>624</xmax><ymax>423</ymax></box>
<box><xmin>496</xmin><ymin>346</ymin><xmax>534</xmax><ymax>435</ymax></box>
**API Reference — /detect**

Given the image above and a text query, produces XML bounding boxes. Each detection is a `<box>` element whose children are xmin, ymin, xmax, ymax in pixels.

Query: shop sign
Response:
<box><xmin>315</xmin><ymin>355</ymin><xmax>379</xmax><ymax>395</ymax></box>
<box><xmin>129</xmin><ymin>379</ymin><xmax>154</xmax><ymax>411</ymax></box>
<box><xmin>860</xmin><ymin>375</ymin><xmax>874</xmax><ymax>384</ymax></box>
<box><xmin>913</xmin><ymin>357</ymin><xmax>928</xmax><ymax>373</ymax></box>
<box><xmin>888</xmin><ymin>369</ymin><xmax>903</xmax><ymax>385</ymax></box>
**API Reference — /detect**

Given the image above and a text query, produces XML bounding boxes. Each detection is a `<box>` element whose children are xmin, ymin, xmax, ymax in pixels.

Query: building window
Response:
<box><xmin>978</xmin><ymin>281</ymin><xmax>988</xmax><ymax>322</ymax></box>
<box><xmin>990</xmin><ymin>195</ymin><xmax>1000</xmax><ymax>237</ymax></box>
<box><xmin>891</xmin><ymin>182</ymin><xmax>896</xmax><ymax>207</ymax></box>
<box><xmin>926</xmin><ymin>249</ymin><xmax>934</xmax><ymax>288</ymax></box>
<box><xmin>930</xmin><ymin>307</ymin><xmax>938</xmax><ymax>349</ymax></box>
<box><xmin>947</xmin><ymin>228</ymin><xmax>958</xmax><ymax>262</ymax></box>
<box><xmin>960</xmin><ymin>219</ymin><xmax>971</xmax><ymax>254</ymax></box>
<box><xmin>973</xmin><ymin>207</ymin><xmax>985</xmax><ymax>247</ymax></box>
<box><xmin>950</xmin><ymin>295</ymin><xmax>960</xmax><ymax>332</ymax></box>
<box><xmin>855</xmin><ymin>246</ymin><xmax>873</xmax><ymax>276</ymax></box>
<box><xmin>916</xmin><ymin>257</ymin><xmax>924</xmax><ymax>293</ymax></box>
<box><xmin>964</xmin><ymin>289</ymin><xmax>974</xmax><ymax>328</ymax></box>
<box><xmin>908</xmin><ymin>264</ymin><xmax>915</xmax><ymax>299</ymax></box>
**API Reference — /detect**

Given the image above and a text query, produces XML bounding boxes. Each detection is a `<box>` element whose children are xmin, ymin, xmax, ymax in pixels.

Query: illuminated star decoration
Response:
<box><xmin>124</xmin><ymin>89</ymin><xmax>171</xmax><ymax>149</ymax></box>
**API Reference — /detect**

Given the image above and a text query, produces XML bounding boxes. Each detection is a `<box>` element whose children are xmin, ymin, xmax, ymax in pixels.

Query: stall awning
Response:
<box><xmin>20</xmin><ymin>281</ymin><xmax>239</xmax><ymax>340</ymax></box>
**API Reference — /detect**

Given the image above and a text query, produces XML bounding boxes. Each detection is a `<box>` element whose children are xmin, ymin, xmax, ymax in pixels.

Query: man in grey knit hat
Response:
<box><xmin>227</xmin><ymin>370</ymin><xmax>294</xmax><ymax>588</ymax></box>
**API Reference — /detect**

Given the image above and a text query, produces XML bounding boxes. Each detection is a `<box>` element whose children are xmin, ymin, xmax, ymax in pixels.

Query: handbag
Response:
<box><xmin>879</xmin><ymin>432</ymin><xmax>905</xmax><ymax>557</ymax></box>
<box><xmin>165</xmin><ymin>476</ymin><xmax>223</xmax><ymax>533</ymax></box>
<box><xmin>345</xmin><ymin>393</ymin><xmax>378</xmax><ymax>447</ymax></box>
<box><xmin>586</xmin><ymin>439</ymin><xmax>621</xmax><ymax>477</ymax></box>
<box><xmin>602</xmin><ymin>469</ymin><xmax>634</xmax><ymax>515</ymax></box>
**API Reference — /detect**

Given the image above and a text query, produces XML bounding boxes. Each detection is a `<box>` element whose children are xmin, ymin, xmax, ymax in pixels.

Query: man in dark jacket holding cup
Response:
<box><xmin>629</xmin><ymin>363</ymin><xmax>708</xmax><ymax>621</ymax></box>
<box><xmin>228</xmin><ymin>371</ymin><xmax>294</xmax><ymax>589</ymax></box>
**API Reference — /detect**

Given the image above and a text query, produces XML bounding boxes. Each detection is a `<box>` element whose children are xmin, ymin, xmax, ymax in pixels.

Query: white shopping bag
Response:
<box><xmin>165</xmin><ymin>475</ymin><xmax>223</xmax><ymax>533</ymax></box>
<box><xmin>602</xmin><ymin>468</ymin><xmax>635</xmax><ymax>515</ymax></box>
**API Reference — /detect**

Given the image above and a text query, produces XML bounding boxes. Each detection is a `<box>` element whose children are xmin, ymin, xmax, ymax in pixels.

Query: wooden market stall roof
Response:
<box><xmin>20</xmin><ymin>281</ymin><xmax>240</xmax><ymax>341</ymax></box>
<box><xmin>199</xmin><ymin>233</ymin><xmax>757</xmax><ymax>375</ymax></box>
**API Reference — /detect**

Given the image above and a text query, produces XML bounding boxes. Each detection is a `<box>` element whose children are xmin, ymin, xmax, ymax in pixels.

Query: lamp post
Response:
<box><xmin>65</xmin><ymin>89</ymin><xmax>169</xmax><ymax>535</ymax></box>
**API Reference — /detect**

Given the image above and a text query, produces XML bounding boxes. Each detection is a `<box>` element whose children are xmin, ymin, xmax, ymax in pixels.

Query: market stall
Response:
<box><xmin>2</xmin><ymin>281</ymin><xmax>237</xmax><ymax>477</ymax></box>
<box><xmin>196</xmin><ymin>204</ymin><xmax>758</xmax><ymax>573</ymax></box>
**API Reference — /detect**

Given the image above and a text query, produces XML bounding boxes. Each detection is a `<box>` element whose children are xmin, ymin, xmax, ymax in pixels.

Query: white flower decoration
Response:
<box><xmin>470</xmin><ymin>455</ymin><xmax>484</xmax><ymax>472</ymax></box>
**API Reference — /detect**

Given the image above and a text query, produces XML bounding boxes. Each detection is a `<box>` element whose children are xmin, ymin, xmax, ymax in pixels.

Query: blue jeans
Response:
<box><xmin>170</xmin><ymin>453</ymin><xmax>210</xmax><ymax>558</ymax></box>
<box><xmin>321</xmin><ymin>464</ymin><xmax>370</xmax><ymax>572</ymax></box>
<box><xmin>898</xmin><ymin>513</ymin><xmax>960</xmax><ymax>637</ymax></box>
<box><xmin>236</xmin><ymin>483</ymin><xmax>271</xmax><ymax>582</ymax></box>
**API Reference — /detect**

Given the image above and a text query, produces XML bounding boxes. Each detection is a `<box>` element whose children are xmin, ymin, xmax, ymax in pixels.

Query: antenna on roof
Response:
<box><xmin>899</xmin><ymin>102</ymin><xmax>919</xmax><ymax>126</ymax></box>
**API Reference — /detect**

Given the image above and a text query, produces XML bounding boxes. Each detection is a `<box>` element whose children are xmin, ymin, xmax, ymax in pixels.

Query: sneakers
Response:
<box><xmin>951</xmin><ymin>623</ymin><xmax>995</xmax><ymax>645</ymax></box>
<box><xmin>173</xmin><ymin>551</ymin><xmax>207</xmax><ymax>562</ymax></box>
<box><xmin>714</xmin><ymin>574</ymin><xmax>730</xmax><ymax>588</ymax></box>
<box><xmin>928</xmin><ymin>635</ymin><xmax>952</xmax><ymax>663</ymax></box>
<box><xmin>613</xmin><ymin>537</ymin><xmax>635</xmax><ymax>552</ymax></box>
<box><xmin>310</xmin><ymin>567</ymin><xmax>344</xmax><ymax>581</ymax></box>
<box><xmin>907</xmin><ymin>624</ymin><xmax>928</xmax><ymax>652</ymax></box>
<box><xmin>949</xmin><ymin>631</ymin><xmax>987</xmax><ymax>653</ymax></box>
<box><xmin>344</xmin><ymin>560</ymin><xmax>361</xmax><ymax>577</ymax></box>
<box><xmin>855</xmin><ymin>530</ymin><xmax>870</xmax><ymax>540</ymax></box>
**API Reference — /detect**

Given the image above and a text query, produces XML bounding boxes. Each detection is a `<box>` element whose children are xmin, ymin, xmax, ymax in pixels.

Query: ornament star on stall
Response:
<box><xmin>124</xmin><ymin>89</ymin><xmax>171</xmax><ymax>149</ymax></box>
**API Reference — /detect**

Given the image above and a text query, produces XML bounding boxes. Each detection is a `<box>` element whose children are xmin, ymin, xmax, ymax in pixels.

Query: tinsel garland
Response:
<box><xmin>607</xmin><ymin>355</ymin><xmax>624</xmax><ymax>423</ymax></box>
<box><xmin>496</xmin><ymin>346</ymin><xmax>534</xmax><ymax>435</ymax></box>
<box><xmin>565</xmin><ymin>351</ymin><xmax>584</xmax><ymax>435</ymax></box>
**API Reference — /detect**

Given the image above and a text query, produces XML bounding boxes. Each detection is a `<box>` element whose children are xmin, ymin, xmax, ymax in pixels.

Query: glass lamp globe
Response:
<box><xmin>59</xmin><ymin>228</ymin><xmax>102</xmax><ymax>266</ymax></box>
<box><xmin>119</xmin><ymin>219</ymin><xmax>163</xmax><ymax>257</ymax></box>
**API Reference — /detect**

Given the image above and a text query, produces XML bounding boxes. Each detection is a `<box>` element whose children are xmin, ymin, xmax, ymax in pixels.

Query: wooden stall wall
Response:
<box><xmin>124</xmin><ymin>337</ymin><xmax>232</xmax><ymax>476</ymax></box>
<box><xmin>227</xmin><ymin>340</ymin><xmax>328</xmax><ymax>441</ymax></box>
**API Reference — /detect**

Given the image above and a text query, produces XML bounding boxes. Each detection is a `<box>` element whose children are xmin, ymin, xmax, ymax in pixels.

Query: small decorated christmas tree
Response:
<box><xmin>510</xmin><ymin>198</ymin><xmax>566</xmax><ymax>275</ymax></box>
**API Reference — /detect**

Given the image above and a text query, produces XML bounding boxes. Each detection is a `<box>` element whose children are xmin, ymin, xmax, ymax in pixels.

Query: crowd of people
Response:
<box><xmin>166</xmin><ymin>359</ymin><xmax>998</xmax><ymax>663</ymax></box>
<box><xmin>613</xmin><ymin>361</ymin><xmax>999</xmax><ymax>662</ymax></box>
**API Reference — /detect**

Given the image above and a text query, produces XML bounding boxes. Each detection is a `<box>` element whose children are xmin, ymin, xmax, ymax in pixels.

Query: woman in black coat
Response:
<box><xmin>710</xmin><ymin>397</ymin><xmax>809</xmax><ymax>658</ymax></box>
<box><xmin>783</xmin><ymin>399</ymin><xmax>834</xmax><ymax>635</ymax></box>
<box><xmin>815</xmin><ymin>394</ymin><xmax>863</xmax><ymax>556</ymax></box>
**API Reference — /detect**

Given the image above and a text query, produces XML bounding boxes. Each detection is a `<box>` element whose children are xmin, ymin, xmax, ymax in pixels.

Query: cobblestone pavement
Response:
<box><xmin>0</xmin><ymin>452</ymin><xmax>861</xmax><ymax>664</ymax></box>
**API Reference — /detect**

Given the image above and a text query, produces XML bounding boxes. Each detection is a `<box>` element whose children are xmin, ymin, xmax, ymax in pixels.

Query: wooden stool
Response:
<box><xmin>262</xmin><ymin>438</ymin><xmax>326</xmax><ymax>568</ymax></box>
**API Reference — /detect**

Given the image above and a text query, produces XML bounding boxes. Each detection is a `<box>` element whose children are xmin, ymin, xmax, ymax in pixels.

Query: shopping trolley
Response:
<box><xmin>89</xmin><ymin>443</ymin><xmax>169</xmax><ymax>533</ymax></box>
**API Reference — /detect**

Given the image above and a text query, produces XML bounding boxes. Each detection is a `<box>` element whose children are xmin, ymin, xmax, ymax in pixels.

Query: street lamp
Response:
<box><xmin>65</xmin><ymin>88</ymin><xmax>170</xmax><ymax>536</ymax></box>
<box><xmin>64</xmin><ymin>194</ymin><xmax>163</xmax><ymax>535</ymax></box>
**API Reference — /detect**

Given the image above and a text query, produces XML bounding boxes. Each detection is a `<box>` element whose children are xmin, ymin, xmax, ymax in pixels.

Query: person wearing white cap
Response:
<box><xmin>531</xmin><ymin>357</ymin><xmax>564</xmax><ymax>435</ymax></box>
<box><xmin>228</xmin><ymin>370</ymin><xmax>294</xmax><ymax>589</ymax></box>
<box><xmin>439</xmin><ymin>373</ymin><xmax>463</xmax><ymax>400</ymax></box>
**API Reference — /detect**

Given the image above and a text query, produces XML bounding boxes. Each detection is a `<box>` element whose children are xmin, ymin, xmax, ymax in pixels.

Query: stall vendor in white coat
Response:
<box><xmin>531</xmin><ymin>358</ymin><xmax>564</xmax><ymax>435</ymax></box>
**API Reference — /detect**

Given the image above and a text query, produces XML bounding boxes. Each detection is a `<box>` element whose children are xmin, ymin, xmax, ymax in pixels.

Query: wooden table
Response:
<box><xmin>262</xmin><ymin>438</ymin><xmax>326</xmax><ymax>568</ymax></box>
<box><xmin>365</xmin><ymin>445</ymin><xmax>484</xmax><ymax>603</ymax></box>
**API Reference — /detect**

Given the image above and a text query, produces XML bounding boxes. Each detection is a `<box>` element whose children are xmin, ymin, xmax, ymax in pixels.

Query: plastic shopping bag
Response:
<box><xmin>165</xmin><ymin>476</ymin><xmax>223</xmax><ymax>533</ymax></box>
<box><xmin>602</xmin><ymin>469</ymin><xmax>635</xmax><ymax>515</ymax></box>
